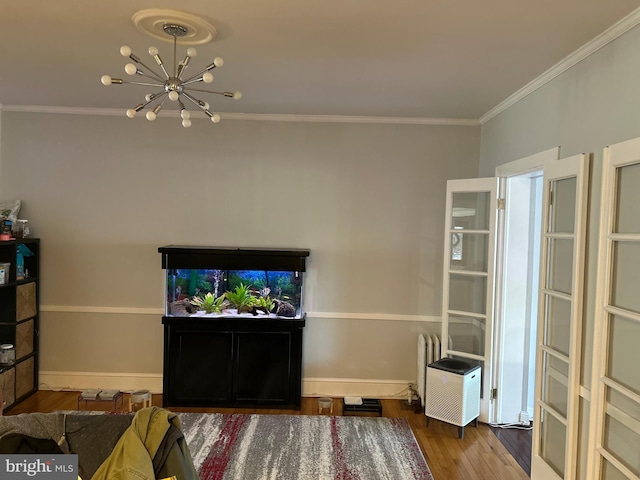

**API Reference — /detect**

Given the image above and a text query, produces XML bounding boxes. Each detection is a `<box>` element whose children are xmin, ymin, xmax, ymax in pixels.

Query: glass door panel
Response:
<box><xmin>606</xmin><ymin>314</ymin><xmax>640</xmax><ymax>395</ymax></box>
<box><xmin>451</xmin><ymin>192</ymin><xmax>490</xmax><ymax>230</ymax></box>
<box><xmin>449</xmin><ymin>232</ymin><xmax>488</xmax><ymax>271</ymax></box>
<box><xmin>448</xmin><ymin>274</ymin><xmax>487</xmax><ymax>314</ymax></box>
<box><xmin>551</xmin><ymin>177</ymin><xmax>577</xmax><ymax>233</ymax></box>
<box><xmin>448</xmin><ymin>315</ymin><xmax>486</xmax><ymax>356</ymax></box>
<box><xmin>603</xmin><ymin>414</ymin><xmax>640</xmax><ymax>476</ymax></box>
<box><xmin>543</xmin><ymin>370</ymin><xmax>569</xmax><ymax>417</ymax></box>
<box><xmin>441</xmin><ymin>178</ymin><xmax>498</xmax><ymax>422</ymax></box>
<box><xmin>614</xmin><ymin>162</ymin><xmax>640</xmax><ymax>233</ymax></box>
<box><xmin>532</xmin><ymin>154</ymin><xmax>588</xmax><ymax>480</ymax></box>
<box><xmin>540</xmin><ymin>409</ymin><xmax>567</xmax><ymax>477</ymax></box>
<box><xmin>611</xmin><ymin>242</ymin><xmax>640</xmax><ymax>315</ymax></box>
<box><xmin>602</xmin><ymin>460</ymin><xmax>632</xmax><ymax>480</ymax></box>
<box><xmin>589</xmin><ymin>137</ymin><xmax>640</xmax><ymax>480</ymax></box>
<box><xmin>547</xmin><ymin>238</ymin><xmax>574</xmax><ymax>295</ymax></box>
<box><xmin>544</xmin><ymin>295</ymin><xmax>572</xmax><ymax>356</ymax></box>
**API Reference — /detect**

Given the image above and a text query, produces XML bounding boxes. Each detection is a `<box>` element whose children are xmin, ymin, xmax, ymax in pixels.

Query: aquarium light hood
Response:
<box><xmin>101</xmin><ymin>9</ymin><xmax>242</xmax><ymax>128</ymax></box>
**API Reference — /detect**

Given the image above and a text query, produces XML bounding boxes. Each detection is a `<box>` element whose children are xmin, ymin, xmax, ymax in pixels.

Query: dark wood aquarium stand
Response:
<box><xmin>159</xmin><ymin>246</ymin><xmax>310</xmax><ymax>410</ymax></box>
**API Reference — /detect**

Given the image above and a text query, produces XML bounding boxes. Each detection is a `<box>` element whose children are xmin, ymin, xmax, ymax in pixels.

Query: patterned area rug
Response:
<box><xmin>177</xmin><ymin>413</ymin><xmax>433</xmax><ymax>480</ymax></box>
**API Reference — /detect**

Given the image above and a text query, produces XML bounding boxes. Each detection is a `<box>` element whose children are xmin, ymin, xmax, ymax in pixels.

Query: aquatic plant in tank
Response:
<box><xmin>166</xmin><ymin>268</ymin><xmax>303</xmax><ymax>318</ymax></box>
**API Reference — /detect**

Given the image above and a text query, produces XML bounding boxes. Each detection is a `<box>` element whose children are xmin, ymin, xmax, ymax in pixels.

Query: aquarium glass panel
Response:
<box><xmin>166</xmin><ymin>268</ymin><xmax>303</xmax><ymax>318</ymax></box>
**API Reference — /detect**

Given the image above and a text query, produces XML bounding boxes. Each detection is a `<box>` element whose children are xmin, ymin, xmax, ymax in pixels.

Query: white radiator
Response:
<box><xmin>417</xmin><ymin>333</ymin><xmax>440</xmax><ymax>407</ymax></box>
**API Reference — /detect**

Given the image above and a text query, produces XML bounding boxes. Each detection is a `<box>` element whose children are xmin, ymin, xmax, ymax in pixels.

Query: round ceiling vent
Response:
<box><xmin>132</xmin><ymin>9</ymin><xmax>217</xmax><ymax>45</ymax></box>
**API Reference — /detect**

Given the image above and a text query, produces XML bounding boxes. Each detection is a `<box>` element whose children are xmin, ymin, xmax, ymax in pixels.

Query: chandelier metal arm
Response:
<box><xmin>182</xmin><ymin>62</ymin><xmax>218</xmax><ymax>84</ymax></box>
<box><xmin>184</xmin><ymin>87</ymin><xmax>236</xmax><ymax>97</ymax></box>
<box><xmin>121</xmin><ymin>80</ymin><xmax>165</xmax><ymax>88</ymax></box>
<box><xmin>176</xmin><ymin>55</ymin><xmax>192</xmax><ymax>79</ymax></box>
<box><xmin>127</xmin><ymin>55</ymin><xmax>166</xmax><ymax>83</ymax></box>
<box><xmin>151</xmin><ymin>53</ymin><xmax>171</xmax><ymax>79</ymax></box>
<box><xmin>182</xmin><ymin>77</ymin><xmax>207</xmax><ymax>86</ymax></box>
<box><xmin>181</xmin><ymin>91</ymin><xmax>209</xmax><ymax>112</ymax></box>
<box><xmin>137</xmin><ymin>91</ymin><xmax>168</xmax><ymax>110</ymax></box>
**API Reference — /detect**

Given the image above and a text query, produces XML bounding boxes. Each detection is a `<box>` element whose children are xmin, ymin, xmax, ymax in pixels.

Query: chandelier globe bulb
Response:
<box><xmin>202</xmin><ymin>72</ymin><xmax>214</xmax><ymax>83</ymax></box>
<box><xmin>126</xmin><ymin>109</ymin><xmax>136</xmax><ymax>118</ymax></box>
<box><xmin>120</xmin><ymin>46</ymin><xmax>131</xmax><ymax>57</ymax></box>
<box><xmin>214</xmin><ymin>57</ymin><xmax>224</xmax><ymax>67</ymax></box>
<box><xmin>211</xmin><ymin>114</ymin><xmax>221</xmax><ymax>123</ymax></box>
<box><xmin>125</xmin><ymin>63</ymin><xmax>137</xmax><ymax>75</ymax></box>
<box><xmin>182</xmin><ymin>119</ymin><xmax>192</xmax><ymax>128</ymax></box>
<box><xmin>168</xmin><ymin>91</ymin><xmax>179</xmax><ymax>101</ymax></box>
<box><xmin>148</xmin><ymin>46</ymin><xmax>159</xmax><ymax>56</ymax></box>
<box><xmin>146</xmin><ymin>111</ymin><xmax>157</xmax><ymax>121</ymax></box>
<box><xmin>233</xmin><ymin>91</ymin><xmax>242</xmax><ymax>100</ymax></box>
<box><xmin>101</xmin><ymin>75</ymin><xmax>112</xmax><ymax>86</ymax></box>
<box><xmin>187</xmin><ymin>48</ymin><xmax>197</xmax><ymax>57</ymax></box>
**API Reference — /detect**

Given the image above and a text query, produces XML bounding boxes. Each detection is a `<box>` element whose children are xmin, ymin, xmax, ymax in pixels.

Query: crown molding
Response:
<box><xmin>1</xmin><ymin>104</ymin><xmax>479</xmax><ymax>126</ymax></box>
<box><xmin>480</xmin><ymin>6</ymin><xmax>640</xmax><ymax>124</ymax></box>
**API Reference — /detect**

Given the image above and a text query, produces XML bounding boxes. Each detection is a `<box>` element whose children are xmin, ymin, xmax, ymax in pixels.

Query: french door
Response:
<box><xmin>587</xmin><ymin>137</ymin><xmax>640</xmax><ymax>480</ymax></box>
<box><xmin>531</xmin><ymin>154</ymin><xmax>589</xmax><ymax>480</ymax></box>
<box><xmin>441</xmin><ymin>177</ymin><xmax>498</xmax><ymax>422</ymax></box>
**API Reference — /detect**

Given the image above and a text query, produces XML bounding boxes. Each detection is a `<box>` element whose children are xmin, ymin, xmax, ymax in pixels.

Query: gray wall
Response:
<box><xmin>479</xmin><ymin>22</ymin><xmax>640</xmax><ymax>388</ymax></box>
<box><xmin>0</xmin><ymin>112</ymin><xmax>479</xmax><ymax>390</ymax></box>
<box><xmin>479</xmin><ymin>21</ymin><xmax>640</xmax><ymax>479</ymax></box>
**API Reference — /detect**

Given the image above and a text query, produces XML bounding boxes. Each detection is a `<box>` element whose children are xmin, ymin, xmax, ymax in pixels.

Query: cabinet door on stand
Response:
<box><xmin>235</xmin><ymin>332</ymin><xmax>294</xmax><ymax>404</ymax></box>
<box><xmin>165</xmin><ymin>329</ymin><xmax>234</xmax><ymax>405</ymax></box>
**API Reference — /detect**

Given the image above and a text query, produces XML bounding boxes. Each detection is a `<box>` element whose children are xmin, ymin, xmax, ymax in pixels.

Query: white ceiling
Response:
<box><xmin>1</xmin><ymin>1</ymin><xmax>639</xmax><ymax>121</ymax></box>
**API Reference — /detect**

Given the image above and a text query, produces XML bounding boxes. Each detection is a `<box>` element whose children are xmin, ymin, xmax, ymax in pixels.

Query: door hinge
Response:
<box><xmin>490</xmin><ymin>388</ymin><xmax>498</xmax><ymax>400</ymax></box>
<box><xmin>497</xmin><ymin>198</ymin><xmax>505</xmax><ymax>210</ymax></box>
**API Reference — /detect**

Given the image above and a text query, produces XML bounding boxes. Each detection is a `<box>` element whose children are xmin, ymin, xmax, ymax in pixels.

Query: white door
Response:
<box><xmin>587</xmin><ymin>137</ymin><xmax>640</xmax><ymax>479</ymax></box>
<box><xmin>441</xmin><ymin>177</ymin><xmax>498</xmax><ymax>423</ymax></box>
<box><xmin>531</xmin><ymin>154</ymin><xmax>589</xmax><ymax>480</ymax></box>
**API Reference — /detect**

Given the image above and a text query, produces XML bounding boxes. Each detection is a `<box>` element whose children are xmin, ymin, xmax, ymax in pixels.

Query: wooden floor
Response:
<box><xmin>5</xmin><ymin>391</ymin><xmax>529</xmax><ymax>480</ymax></box>
<box><xmin>489</xmin><ymin>424</ymin><xmax>532</xmax><ymax>476</ymax></box>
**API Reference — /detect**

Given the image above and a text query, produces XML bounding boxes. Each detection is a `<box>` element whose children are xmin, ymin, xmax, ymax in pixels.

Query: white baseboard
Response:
<box><xmin>39</xmin><ymin>371</ymin><xmax>164</xmax><ymax>394</ymax></box>
<box><xmin>303</xmin><ymin>378</ymin><xmax>411</xmax><ymax>398</ymax></box>
<box><xmin>39</xmin><ymin>371</ymin><xmax>412</xmax><ymax>399</ymax></box>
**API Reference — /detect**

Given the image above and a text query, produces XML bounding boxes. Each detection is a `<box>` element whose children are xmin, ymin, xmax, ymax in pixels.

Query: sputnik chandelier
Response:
<box><xmin>101</xmin><ymin>10</ymin><xmax>241</xmax><ymax>128</ymax></box>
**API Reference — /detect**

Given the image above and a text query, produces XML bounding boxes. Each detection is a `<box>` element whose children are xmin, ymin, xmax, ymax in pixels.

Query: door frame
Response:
<box><xmin>493</xmin><ymin>147</ymin><xmax>559</xmax><ymax>425</ymax></box>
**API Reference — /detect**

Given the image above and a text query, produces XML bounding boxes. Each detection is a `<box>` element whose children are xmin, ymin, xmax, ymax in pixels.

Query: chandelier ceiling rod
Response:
<box><xmin>101</xmin><ymin>21</ymin><xmax>241</xmax><ymax>128</ymax></box>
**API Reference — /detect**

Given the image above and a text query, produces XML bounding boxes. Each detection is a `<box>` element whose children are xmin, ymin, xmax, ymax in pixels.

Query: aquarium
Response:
<box><xmin>159</xmin><ymin>246</ymin><xmax>310</xmax><ymax>319</ymax></box>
